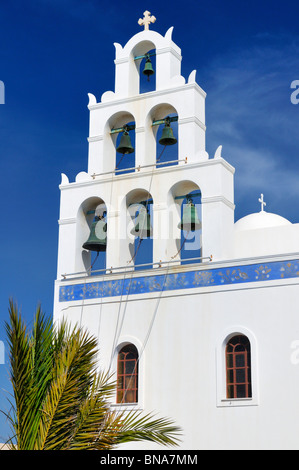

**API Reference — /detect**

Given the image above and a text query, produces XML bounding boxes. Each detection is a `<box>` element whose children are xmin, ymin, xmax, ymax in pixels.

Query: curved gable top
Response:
<box><xmin>113</xmin><ymin>26</ymin><xmax>183</xmax><ymax>97</ymax></box>
<box><xmin>114</xmin><ymin>27</ymin><xmax>181</xmax><ymax>60</ymax></box>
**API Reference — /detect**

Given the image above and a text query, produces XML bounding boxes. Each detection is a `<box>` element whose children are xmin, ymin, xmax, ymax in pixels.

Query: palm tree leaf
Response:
<box><xmin>97</xmin><ymin>409</ymin><xmax>182</xmax><ymax>448</ymax></box>
<box><xmin>4</xmin><ymin>302</ymin><xmax>182</xmax><ymax>450</ymax></box>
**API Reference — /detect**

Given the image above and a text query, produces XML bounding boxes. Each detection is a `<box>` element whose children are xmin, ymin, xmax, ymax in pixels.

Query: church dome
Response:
<box><xmin>235</xmin><ymin>210</ymin><xmax>291</xmax><ymax>231</ymax></box>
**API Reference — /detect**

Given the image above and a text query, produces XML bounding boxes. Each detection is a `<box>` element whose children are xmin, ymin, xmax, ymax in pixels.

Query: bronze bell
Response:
<box><xmin>142</xmin><ymin>55</ymin><xmax>154</xmax><ymax>81</ymax></box>
<box><xmin>82</xmin><ymin>216</ymin><xmax>107</xmax><ymax>252</ymax></box>
<box><xmin>131</xmin><ymin>206</ymin><xmax>153</xmax><ymax>239</ymax></box>
<box><xmin>159</xmin><ymin>118</ymin><xmax>177</xmax><ymax>146</ymax></box>
<box><xmin>178</xmin><ymin>200</ymin><xmax>201</xmax><ymax>232</ymax></box>
<box><xmin>116</xmin><ymin>130</ymin><xmax>134</xmax><ymax>155</ymax></box>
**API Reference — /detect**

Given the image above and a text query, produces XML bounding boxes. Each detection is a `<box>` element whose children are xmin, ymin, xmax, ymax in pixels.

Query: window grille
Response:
<box><xmin>226</xmin><ymin>335</ymin><xmax>252</xmax><ymax>399</ymax></box>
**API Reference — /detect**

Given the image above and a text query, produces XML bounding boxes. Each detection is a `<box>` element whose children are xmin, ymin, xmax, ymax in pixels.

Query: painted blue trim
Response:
<box><xmin>59</xmin><ymin>259</ymin><xmax>299</xmax><ymax>302</ymax></box>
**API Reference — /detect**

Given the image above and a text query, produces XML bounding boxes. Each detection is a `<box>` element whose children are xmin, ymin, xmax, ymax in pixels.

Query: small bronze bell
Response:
<box><xmin>178</xmin><ymin>200</ymin><xmax>201</xmax><ymax>232</ymax></box>
<box><xmin>142</xmin><ymin>55</ymin><xmax>154</xmax><ymax>81</ymax></box>
<box><xmin>116</xmin><ymin>130</ymin><xmax>134</xmax><ymax>155</ymax></box>
<box><xmin>83</xmin><ymin>216</ymin><xmax>107</xmax><ymax>252</ymax></box>
<box><xmin>159</xmin><ymin>118</ymin><xmax>177</xmax><ymax>146</ymax></box>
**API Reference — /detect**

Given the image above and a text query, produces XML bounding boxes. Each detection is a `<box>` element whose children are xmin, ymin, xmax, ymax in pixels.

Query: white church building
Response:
<box><xmin>53</xmin><ymin>13</ymin><xmax>299</xmax><ymax>450</ymax></box>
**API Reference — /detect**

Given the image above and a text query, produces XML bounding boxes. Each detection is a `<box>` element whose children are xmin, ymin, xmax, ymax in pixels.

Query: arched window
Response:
<box><xmin>117</xmin><ymin>344</ymin><xmax>139</xmax><ymax>404</ymax></box>
<box><xmin>226</xmin><ymin>335</ymin><xmax>252</xmax><ymax>399</ymax></box>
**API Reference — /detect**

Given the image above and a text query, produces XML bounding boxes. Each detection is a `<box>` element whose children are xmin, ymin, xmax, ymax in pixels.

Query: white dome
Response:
<box><xmin>235</xmin><ymin>210</ymin><xmax>291</xmax><ymax>231</ymax></box>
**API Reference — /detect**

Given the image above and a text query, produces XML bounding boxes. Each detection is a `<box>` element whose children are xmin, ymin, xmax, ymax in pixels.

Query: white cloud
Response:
<box><xmin>203</xmin><ymin>36</ymin><xmax>299</xmax><ymax>221</ymax></box>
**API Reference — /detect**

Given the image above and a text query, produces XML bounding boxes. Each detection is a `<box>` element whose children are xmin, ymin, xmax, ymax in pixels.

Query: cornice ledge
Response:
<box><xmin>88</xmin><ymin>82</ymin><xmax>206</xmax><ymax>110</ymax></box>
<box><xmin>201</xmin><ymin>195</ymin><xmax>235</xmax><ymax>210</ymax></box>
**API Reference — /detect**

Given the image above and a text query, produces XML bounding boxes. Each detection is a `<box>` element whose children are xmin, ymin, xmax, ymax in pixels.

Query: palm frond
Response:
<box><xmin>3</xmin><ymin>301</ymin><xmax>183</xmax><ymax>450</ymax></box>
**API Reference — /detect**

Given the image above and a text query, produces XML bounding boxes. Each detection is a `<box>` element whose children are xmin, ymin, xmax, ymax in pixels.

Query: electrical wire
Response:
<box><xmin>81</xmin><ymin>137</ymin><xmax>177</xmax><ymax>406</ymax></box>
<box><xmin>171</xmin><ymin>230</ymin><xmax>190</xmax><ymax>259</ymax></box>
<box><xmin>110</xmin><ymin>143</ymin><xmax>175</xmax><ymax>405</ymax></box>
<box><xmin>108</xmin><ymin>144</ymin><xmax>168</xmax><ymax>378</ymax></box>
<box><xmin>126</xmin><ymin>144</ymin><xmax>167</xmax><ymax>264</ymax></box>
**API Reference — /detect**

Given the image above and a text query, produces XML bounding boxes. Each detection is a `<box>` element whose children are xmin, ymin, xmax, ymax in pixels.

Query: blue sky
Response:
<box><xmin>0</xmin><ymin>0</ymin><xmax>299</xmax><ymax>441</ymax></box>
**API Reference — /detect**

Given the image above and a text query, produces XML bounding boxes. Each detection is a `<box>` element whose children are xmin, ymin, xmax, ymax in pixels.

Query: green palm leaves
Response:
<box><xmin>4</xmin><ymin>300</ymin><xmax>181</xmax><ymax>450</ymax></box>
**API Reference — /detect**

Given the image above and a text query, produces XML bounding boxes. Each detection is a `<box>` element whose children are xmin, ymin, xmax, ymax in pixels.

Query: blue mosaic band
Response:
<box><xmin>59</xmin><ymin>258</ymin><xmax>299</xmax><ymax>302</ymax></box>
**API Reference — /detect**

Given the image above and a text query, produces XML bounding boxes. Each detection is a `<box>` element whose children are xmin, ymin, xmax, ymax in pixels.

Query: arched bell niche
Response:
<box><xmin>131</xmin><ymin>40</ymin><xmax>156</xmax><ymax>95</ymax></box>
<box><xmin>168</xmin><ymin>181</ymin><xmax>202</xmax><ymax>264</ymax></box>
<box><xmin>125</xmin><ymin>188</ymin><xmax>153</xmax><ymax>271</ymax></box>
<box><xmin>146</xmin><ymin>103</ymin><xmax>179</xmax><ymax>168</ymax></box>
<box><xmin>76</xmin><ymin>197</ymin><xmax>107</xmax><ymax>274</ymax></box>
<box><xmin>104</xmin><ymin>111</ymin><xmax>136</xmax><ymax>174</ymax></box>
<box><xmin>139</xmin><ymin>49</ymin><xmax>156</xmax><ymax>94</ymax></box>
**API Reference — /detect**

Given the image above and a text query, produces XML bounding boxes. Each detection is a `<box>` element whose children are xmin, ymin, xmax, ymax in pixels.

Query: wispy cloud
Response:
<box><xmin>204</xmin><ymin>35</ymin><xmax>299</xmax><ymax>221</ymax></box>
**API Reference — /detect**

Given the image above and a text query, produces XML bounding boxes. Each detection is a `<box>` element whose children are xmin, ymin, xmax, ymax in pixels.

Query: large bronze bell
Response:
<box><xmin>142</xmin><ymin>55</ymin><xmax>154</xmax><ymax>81</ymax></box>
<box><xmin>178</xmin><ymin>200</ymin><xmax>201</xmax><ymax>232</ymax></box>
<box><xmin>116</xmin><ymin>130</ymin><xmax>134</xmax><ymax>155</ymax></box>
<box><xmin>82</xmin><ymin>216</ymin><xmax>107</xmax><ymax>252</ymax></box>
<box><xmin>159</xmin><ymin>118</ymin><xmax>177</xmax><ymax>146</ymax></box>
<box><xmin>131</xmin><ymin>206</ymin><xmax>153</xmax><ymax>239</ymax></box>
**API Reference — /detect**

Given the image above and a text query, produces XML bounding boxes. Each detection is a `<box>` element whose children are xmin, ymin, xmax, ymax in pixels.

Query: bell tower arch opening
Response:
<box><xmin>155</xmin><ymin>113</ymin><xmax>178</xmax><ymax>167</ymax></box>
<box><xmin>139</xmin><ymin>49</ymin><xmax>156</xmax><ymax>94</ymax></box>
<box><xmin>146</xmin><ymin>103</ymin><xmax>178</xmax><ymax>168</ymax></box>
<box><xmin>77</xmin><ymin>197</ymin><xmax>107</xmax><ymax>274</ymax></box>
<box><xmin>105</xmin><ymin>111</ymin><xmax>136</xmax><ymax>174</ymax></box>
<box><xmin>168</xmin><ymin>181</ymin><xmax>202</xmax><ymax>264</ymax></box>
<box><xmin>179</xmin><ymin>189</ymin><xmax>202</xmax><ymax>264</ymax></box>
<box><xmin>115</xmin><ymin>121</ymin><xmax>136</xmax><ymax>174</ymax></box>
<box><xmin>131</xmin><ymin>40</ymin><xmax>156</xmax><ymax>95</ymax></box>
<box><xmin>125</xmin><ymin>188</ymin><xmax>153</xmax><ymax>271</ymax></box>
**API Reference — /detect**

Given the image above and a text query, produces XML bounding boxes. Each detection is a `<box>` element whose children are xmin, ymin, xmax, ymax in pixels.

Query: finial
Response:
<box><xmin>138</xmin><ymin>10</ymin><xmax>156</xmax><ymax>30</ymax></box>
<box><xmin>259</xmin><ymin>193</ymin><xmax>266</xmax><ymax>212</ymax></box>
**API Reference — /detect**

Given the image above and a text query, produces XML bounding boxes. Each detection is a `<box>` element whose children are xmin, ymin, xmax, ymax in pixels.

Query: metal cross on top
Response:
<box><xmin>138</xmin><ymin>10</ymin><xmax>156</xmax><ymax>30</ymax></box>
<box><xmin>259</xmin><ymin>193</ymin><xmax>266</xmax><ymax>212</ymax></box>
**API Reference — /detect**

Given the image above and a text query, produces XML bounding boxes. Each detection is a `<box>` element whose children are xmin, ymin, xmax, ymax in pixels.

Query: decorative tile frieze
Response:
<box><xmin>59</xmin><ymin>259</ymin><xmax>299</xmax><ymax>302</ymax></box>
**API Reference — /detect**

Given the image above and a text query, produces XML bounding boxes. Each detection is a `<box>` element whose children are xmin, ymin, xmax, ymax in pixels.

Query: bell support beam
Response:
<box><xmin>110</xmin><ymin>124</ymin><xmax>136</xmax><ymax>134</ymax></box>
<box><xmin>110</xmin><ymin>116</ymin><xmax>178</xmax><ymax>134</ymax></box>
<box><xmin>134</xmin><ymin>52</ymin><xmax>156</xmax><ymax>61</ymax></box>
<box><xmin>152</xmin><ymin>116</ymin><xmax>178</xmax><ymax>126</ymax></box>
<box><xmin>175</xmin><ymin>192</ymin><xmax>201</xmax><ymax>201</ymax></box>
<box><xmin>128</xmin><ymin>199</ymin><xmax>153</xmax><ymax>206</ymax></box>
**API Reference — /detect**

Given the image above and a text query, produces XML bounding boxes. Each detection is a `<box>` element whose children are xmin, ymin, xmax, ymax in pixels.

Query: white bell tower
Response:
<box><xmin>54</xmin><ymin>12</ymin><xmax>235</xmax><ymax>283</ymax></box>
<box><xmin>53</xmin><ymin>13</ymin><xmax>235</xmax><ymax>450</ymax></box>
